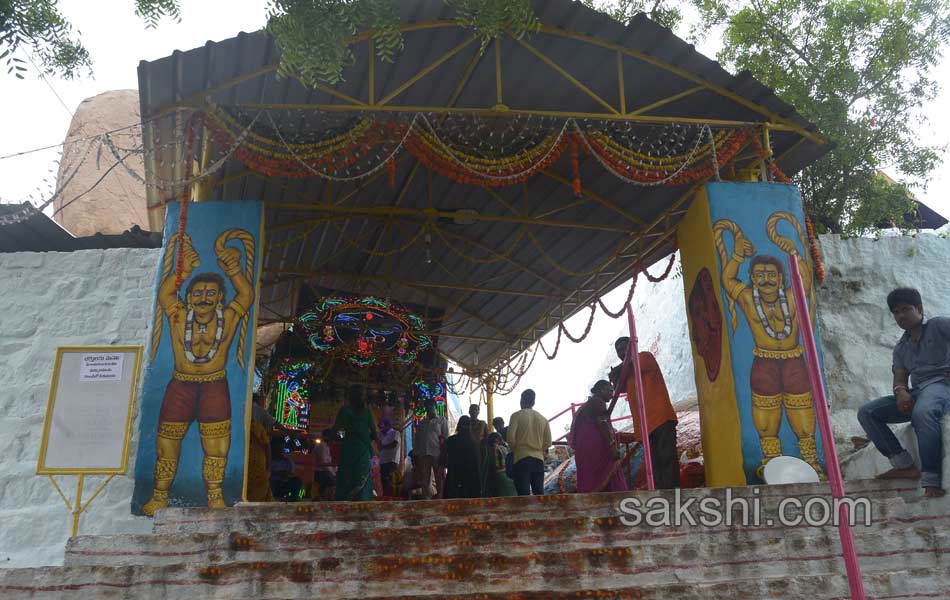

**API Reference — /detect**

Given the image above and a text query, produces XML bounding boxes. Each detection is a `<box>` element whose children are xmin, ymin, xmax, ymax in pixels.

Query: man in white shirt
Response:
<box><xmin>507</xmin><ymin>389</ymin><xmax>552</xmax><ymax>495</ymax></box>
<box><xmin>378</xmin><ymin>415</ymin><xmax>400</xmax><ymax>497</ymax></box>
<box><xmin>412</xmin><ymin>400</ymin><xmax>448</xmax><ymax>499</ymax></box>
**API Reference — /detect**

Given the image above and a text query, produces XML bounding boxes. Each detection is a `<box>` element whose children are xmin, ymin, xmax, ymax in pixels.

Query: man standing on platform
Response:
<box><xmin>609</xmin><ymin>337</ymin><xmax>679</xmax><ymax>489</ymax></box>
<box><xmin>858</xmin><ymin>288</ymin><xmax>950</xmax><ymax>498</ymax></box>
<box><xmin>507</xmin><ymin>389</ymin><xmax>552</xmax><ymax>496</ymax></box>
<box><xmin>413</xmin><ymin>399</ymin><xmax>447</xmax><ymax>499</ymax></box>
<box><xmin>469</xmin><ymin>404</ymin><xmax>489</xmax><ymax>443</ymax></box>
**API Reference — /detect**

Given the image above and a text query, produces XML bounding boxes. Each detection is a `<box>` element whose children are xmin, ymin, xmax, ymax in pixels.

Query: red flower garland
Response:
<box><xmin>173</xmin><ymin>116</ymin><xmax>197</xmax><ymax>294</ymax></box>
<box><xmin>197</xmin><ymin>111</ymin><xmax>773</xmax><ymax>198</ymax></box>
<box><xmin>570</xmin><ymin>134</ymin><xmax>581</xmax><ymax>196</ymax></box>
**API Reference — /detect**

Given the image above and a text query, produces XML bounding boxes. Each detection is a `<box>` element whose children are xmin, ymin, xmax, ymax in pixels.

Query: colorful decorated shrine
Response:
<box><xmin>251</xmin><ymin>293</ymin><xmax>451</xmax><ymax>500</ymax></box>
<box><xmin>133</xmin><ymin>0</ymin><xmax>832</xmax><ymax>509</ymax></box>
<box><xmin>272</xmin><ymin>359</ymin><xmax>315</xmax><ymax>431</ymax></box>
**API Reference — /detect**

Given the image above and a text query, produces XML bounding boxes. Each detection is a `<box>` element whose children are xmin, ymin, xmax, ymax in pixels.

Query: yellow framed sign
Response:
<box><xmin>37</xmin><ymin>346</ymin><xmax>143</xmax><ymax>475</ymax></box>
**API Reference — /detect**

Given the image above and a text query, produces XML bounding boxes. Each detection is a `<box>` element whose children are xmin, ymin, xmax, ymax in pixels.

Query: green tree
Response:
<box><xmin>2</xmin><ymin>0</ymin><xmax>539</xmax><ymax>86</ymax></box>
<box><xmin>0</xmin><ymin>0</ymin><xmax>90</xmax><ymax>78</ymax></box>
<box><xmin>265</xmin><ymin>0</ymin><xmax>539</xmax><ymax>85</ymax></box>
<box><xmin>690</xmin><ymin>0</ymin><xmax>950</xmax><ymax>233</ymax></box>
<box><xmin>0</xmin><ymin>0</ymin><xmax>180</xmax><ymax>79</ymax></box>
<box><xmin>580</xmin><ymin>0</ymin><xmax>683</xmax><ymax>29</ymax></box>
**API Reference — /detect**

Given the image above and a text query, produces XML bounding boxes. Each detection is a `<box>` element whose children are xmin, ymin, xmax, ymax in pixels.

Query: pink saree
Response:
<box><xmin>572</xmin><ymin>418</ymin><xmax>629</xmax><ymax>493</ymax></box>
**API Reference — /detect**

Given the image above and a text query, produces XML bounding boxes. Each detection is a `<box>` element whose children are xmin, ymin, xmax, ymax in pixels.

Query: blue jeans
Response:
<box><xmin>857</xmin><ymin>381</ymin><xmax>950</xmax><ymax>488</ymax></box>
<box><xmin>513</xmin><ymin>457</ymin><xmax>544</xmax><ymax>496</ymax></box>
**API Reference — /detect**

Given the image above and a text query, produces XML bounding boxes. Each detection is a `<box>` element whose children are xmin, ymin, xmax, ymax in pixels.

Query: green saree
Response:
<box><xmin>333</xmin><ymin>404</ymin><xmax>376</xmax><ymax>501</ymax></box>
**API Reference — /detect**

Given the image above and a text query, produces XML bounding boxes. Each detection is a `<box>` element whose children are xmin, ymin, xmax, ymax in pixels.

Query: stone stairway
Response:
<box><xmin>0</xmin><ymin>479</ymin><xmax>947</xmax><ymax>599</ymax></box>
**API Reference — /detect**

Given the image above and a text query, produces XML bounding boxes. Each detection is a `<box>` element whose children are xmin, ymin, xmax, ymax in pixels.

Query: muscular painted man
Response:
<box><xmin>721</xmin><ymin>232</ymin><xmax>823</xmax><ymax>478</ymax></box>
<box><xmin>142</xmin><ymin>235</ymin><xmax>254</xmax><ymax>516</ymax></box>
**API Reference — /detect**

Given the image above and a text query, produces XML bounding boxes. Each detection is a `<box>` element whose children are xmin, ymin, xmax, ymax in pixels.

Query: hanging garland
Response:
<box><xmin>172</xmin><ymin>114</ymin><xmax>198</xmax><ymax>293</ymax></box>
<box><xmin>642</xmin><ymin>250</ymin><xmax>677</xmax><ymax>283</ymax></box>
<box><xmin>199</xmin><ymin>106</ymin><xmax>755</xmax><ymax>191</ymax></box>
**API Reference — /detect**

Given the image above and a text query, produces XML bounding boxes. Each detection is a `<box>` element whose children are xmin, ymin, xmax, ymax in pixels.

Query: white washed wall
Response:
<box><xmin>0</xmin><ymin>248</ymin><xmax>160</xmax><ymax>568</ymax></box>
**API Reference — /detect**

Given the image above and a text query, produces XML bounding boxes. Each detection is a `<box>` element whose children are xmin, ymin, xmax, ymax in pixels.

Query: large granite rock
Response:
<box><xmin>52</xmin><ymin>90</ymin><xmax>148</xmax><ymax>237</ymax></box>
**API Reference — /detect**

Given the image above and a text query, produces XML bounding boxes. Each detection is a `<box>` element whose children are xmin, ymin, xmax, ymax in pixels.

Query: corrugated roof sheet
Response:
<box><xmin>136</xmin><ymin>0</ymin><xmax>832</xmax><ymax>373</ymax></box>
<box><xmin>0</xmin><ymin>205</ymin><xmax>161</xmax><ymax>253</ymax></box>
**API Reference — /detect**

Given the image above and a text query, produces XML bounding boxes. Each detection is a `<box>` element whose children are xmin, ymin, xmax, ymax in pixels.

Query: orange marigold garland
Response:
<box><xmin>582</xmin><ymin>128</ymin><xmax>750</xmax><ymax>185</ymax></box>
<box><xmin>173</xmin><ymin>115</ymin><xmax>198</xmax><ymax>294</ymax></box>
<box><xmin>199</xmin><ymin>109</ymin><xmax>773</xmax><ymax>197</ymax></box>
<box><xmin>570</xmin><ymin>134</ymin><xmax>581</xmax><ymax>196</ymax></box>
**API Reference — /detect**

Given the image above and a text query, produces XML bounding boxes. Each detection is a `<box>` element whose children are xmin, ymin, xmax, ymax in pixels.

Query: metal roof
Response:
<box><xmin>136</xmin><ymin>0</ymin><xmax>831</xmax><ymax>378</ymax></box>
<box><xmin>0</xmin><ymin>204</ymin><xmax>161</xmax><ymax>253</ymax></box>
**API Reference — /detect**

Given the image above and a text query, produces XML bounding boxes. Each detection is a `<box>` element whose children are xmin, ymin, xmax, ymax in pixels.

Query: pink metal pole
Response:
<box><xmin>788</xmin><ymin>257</ymin><xmax>865</xmax><ymax>600</ymax></box>
<box><xmin>626</xmin><ymin>303</ymin><xmax>655</xmax><ymax>491</ymax></box>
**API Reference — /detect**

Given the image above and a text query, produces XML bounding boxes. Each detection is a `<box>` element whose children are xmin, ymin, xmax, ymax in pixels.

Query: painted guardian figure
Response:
<box><xmin>715</xmin><ymin>212</ymin><xmax>824</xmax><ymax>478</ymax></box>
<box><xmin>142</xmin><ymin>230</ymin><xmax>255</xmax><ymax>516</ymax></box>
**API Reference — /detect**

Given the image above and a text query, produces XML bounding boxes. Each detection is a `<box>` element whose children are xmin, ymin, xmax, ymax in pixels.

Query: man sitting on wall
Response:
<box><xmin>857</xmin><ymin>288</ymin><xmax>950</xmax><ymax>498</ymax></box>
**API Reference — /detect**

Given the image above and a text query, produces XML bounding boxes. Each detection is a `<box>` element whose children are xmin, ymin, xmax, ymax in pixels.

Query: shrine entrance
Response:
<box><xmin>134</xmin><ymin>0</ymin><xmax>830</xmax><ymax>509</ymax></box>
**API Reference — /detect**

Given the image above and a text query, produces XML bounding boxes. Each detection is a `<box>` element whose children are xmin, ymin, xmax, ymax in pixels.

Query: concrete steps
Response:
<box><xmin>62</xmin><ymin>508</ymin><xmax>949</xmax><ymax>568</ymax></box>
<box><xmin>149</xmin><ymin>480</ymin><xmax>916</xmax><ymax>535</ymax></box>
<box><xmin>0</xmin><ymin>479</ymin><xmax>946</xmax><ymax>599</ymax></box>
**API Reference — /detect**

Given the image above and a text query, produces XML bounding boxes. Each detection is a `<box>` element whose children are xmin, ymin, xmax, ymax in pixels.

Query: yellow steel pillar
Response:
<box><xmin>485</xmin><ymin>375</ymin><xmax>494</xmax><ymax>427</ymax></box>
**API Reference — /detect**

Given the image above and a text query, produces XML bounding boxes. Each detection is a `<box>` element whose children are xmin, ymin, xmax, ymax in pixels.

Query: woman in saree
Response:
<box><xmin>481</xmin><ymin>432</ymin><xmax>517</xmax><ymax>497</ymax></box>
<box><xmin>443</xmin><ymin>416</ymin><xmax>482</xmax><ymax>499</ymax></box>
<box><xmin>328</xmin><ymin>385</ymin><xmax>379</xmax><ymax>501</ymax></box>
<box><xmin>570</xmin><ymin>380</ymin><xmax>629</xmax><ymax>493</ymax></box>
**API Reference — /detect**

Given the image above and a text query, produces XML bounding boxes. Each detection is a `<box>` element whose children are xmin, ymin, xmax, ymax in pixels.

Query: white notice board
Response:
<box><xmin>37</xmin><ymin>346</ymin><xmax>143</xmax><ymax>474</ymax></box>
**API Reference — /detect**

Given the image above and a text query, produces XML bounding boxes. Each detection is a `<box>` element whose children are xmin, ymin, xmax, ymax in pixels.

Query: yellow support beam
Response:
<box><xmin>368</xmin><ymin>38</ymin><xmax>375</xmax><ymax>105</ymax></box>
<box><xmin>510</xmin><ymin>34</ymin><xmax>619</xmax><ymax>115</ymax></box>
<box><xmin>265</xmin><ymin>200</ymin><xmax>636</xmax><ymax>234</ymax></box>
<box><xmin>495</xmin><ymin>36</ymin><xmax>504</xmax><ymax>106</ymax></box>
<box><xmin>628</xmin><ymin>86</ymin><xmax>704</xmax><ymax>116</ymax></box>
<box><xmin>540</xmin><ymin>169</ymin><xmax>645</xmax><ymax>225</ymax></box>
<box><xmin>617</xmin><ymin>50</ymin><xmax>626</xmax><ymax>115</ymax></box>
<box><xmin>535</xmin><ymin>24</ymin><xmax>826</xmax><ymax>145</ymax></box>
<box><xmin>263</xmin><ymin>268</ymin><xmax>563</xmax><ymax>298</ymax></box>
<box><xmin>220</xmin><ymin>101</ymin><xmax>808</xmax><ymax>132</ymax></box>
<box><xmin>377</xmin><ymin>36</ymin><xmax>477</xmax><ymax>106</ymax></box>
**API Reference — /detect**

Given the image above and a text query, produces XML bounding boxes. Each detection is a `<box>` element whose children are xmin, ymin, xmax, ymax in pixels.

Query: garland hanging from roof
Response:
<box><xmin>199</xmin><ymin>107</ymin><xmax>752</xmax><ymax>189</ymax></box>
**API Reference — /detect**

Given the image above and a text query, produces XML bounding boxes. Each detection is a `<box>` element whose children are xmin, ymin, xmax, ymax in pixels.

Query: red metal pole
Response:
<box><xmin>788</xmin><ymin>257</ymin><xmax>865</xmax><ymax>600</ymax></box>
<box><xmin>626</xmin><ymin>303</ymin><xmax>655</xmax><ymax>491</ymax></box>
